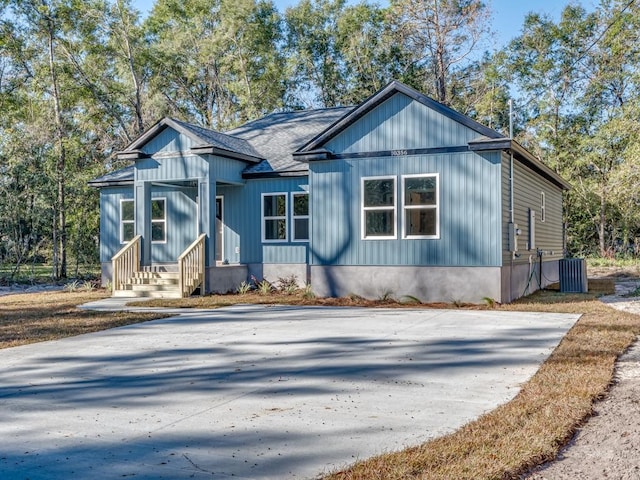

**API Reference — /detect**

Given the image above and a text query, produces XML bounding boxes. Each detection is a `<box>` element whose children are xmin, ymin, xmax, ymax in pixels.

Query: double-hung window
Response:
<box><xmin>151</xmin><ymin>198</ymin><xmax>166</xmax><ymax>243</ymax></box>
<box><xmin>262</xmin><ymin>193</ymin><xmax>287</xmax><ymax>241</ymax></box>
<box><xmin>402</xmin><ymin>174</ymin><xmax>439</xmax><ymax>238</ymax></box>
<box><xmin>120</xmin><ymin>199</ymin><xmax>135</xmax><ymax>243</ymax></box>
<box><xmin>362</xmin><ymin>176</ymin><xmax>396</xmax><ymax>239</ymax></box>
<box><xmin>292</xmin><ymin>192</ymin><xmax>309</xmax><ymax>241</ymax></box>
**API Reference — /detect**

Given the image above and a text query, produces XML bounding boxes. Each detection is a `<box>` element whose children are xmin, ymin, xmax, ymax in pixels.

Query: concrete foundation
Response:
<box><xmin>247</xmin><ymin>263</ymin><xmax>309</xmax><ymax>288</ymax></box>
<box><xmin>501</xmin><ymin>259</ymin><xmax>561</xmax><ymax>303</ymax></box>
<box><xmin>310</xmin><ymin>265</ymin><xmax>502</xmax><ymax>304</ymax></box>
<box><xmin>207</xmin><ymin>265</ymin><xmax>248</xmax><ymax>294</ymax></box>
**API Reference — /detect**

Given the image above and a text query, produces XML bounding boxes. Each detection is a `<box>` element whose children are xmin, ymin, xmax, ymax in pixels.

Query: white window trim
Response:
<box><xmin>361</xmin><ymin>175</ymin><xmax>397</xmax><ymax>240</ymax></box>
<box><xmin>262</xmin><ymin>192</ymin><xmax>288</xmax><ymax>243</ymax></box>
<box><xmin>151</xmin><ymin>197</ymin><xmax>167</xmax><ymax>244</ymax></box>
<box><xmin>291</xmin><ymin>192</ymin><xmax>310</xmax><ymax>242</ymax></box>
<box><xmin>402</xmin><ymin>173</ymin><xmax>440</xmax><ymax>239</ymax></box>
<box><xmin>540</xmin><ymin>191</ymin><xmax>546</xmax><ymax>222</ymax></box>
<box><xmin>120</xmin><ymin>198</ymin><xmax>135</xmax><ymax>244</ymax></box>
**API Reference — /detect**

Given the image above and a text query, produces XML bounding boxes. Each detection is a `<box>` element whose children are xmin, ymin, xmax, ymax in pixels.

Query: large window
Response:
<box><xmin>362</xmin><ymin>176</ymin><xmax>396</xmax><ymax>239</ymax></box>
<box><xmin>292</xmin><ymin>192</ymin><xmax>309</xmax><ymax>241</ymax></box>
<box><xmin>120</xmin><ymin>199</ymin><xmax>135</xmax><ymax>243</ymax></box>
<box><xmin>151</xmin><ymin>198</ymin><xmax>166</xmax><ymax>243</ymax></box>
<box><xmin>402</xmin><ymin>174</ymin><xmax>439</xmax><ymax>238</ymax></box>
<box><xmin>262</xmin><ymin>193</ymin><xmax>287</xmax><ymax>241</ymax></box>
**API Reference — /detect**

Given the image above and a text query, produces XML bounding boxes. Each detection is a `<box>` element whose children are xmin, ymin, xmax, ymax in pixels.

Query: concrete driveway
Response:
<box><xmin>0</xmin><ymin>305</ymin><xmax>579</xmax><ymax>479</ymax></box>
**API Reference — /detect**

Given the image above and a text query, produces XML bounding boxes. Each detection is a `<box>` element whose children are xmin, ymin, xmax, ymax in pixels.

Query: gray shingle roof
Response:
<box><xmin>88</xmin><ymin>164</ymin><xmax>134</xmax><ymax>186</ymax></box>
<box><xmin>227</xmin><ymin>107</ymin><xmax>353</xmax><ymax>174</ymax></box>
<box><xmin>91</xmin><ymin>107</ymin><xmax>353</xmax><ymax>186</ymax></box>
<box><xmin>170</xmin><ymin>118</ymin><xmax>262</xmax><ymax>160</ymax></box>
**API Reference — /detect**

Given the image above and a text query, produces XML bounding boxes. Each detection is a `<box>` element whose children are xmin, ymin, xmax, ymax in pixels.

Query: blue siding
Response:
<box><xmin>326</xmin><ymin>93</ymin><xmax>482</xmax><ymax>153</ymax></box>
<box><xmin>99</xmin><ymin>187</ymin><xmax>134</xmax><ymax>262</ymax></box>
<box><xmin>309</xmin><ymin>152</ymin><xmax>502</xmax><ymax>267</ymax></box>
<box><xmin>136</xmin><ymin>155</ymin><xmax>208</xmax><ymax>182</ymax></box>
<box><xmin>150</xmin><ymin>187</ymin><xmax>198</xmax><ymax>263</ymax></box>
<box><xmin>141</xmin><ymin>128</ymin><xmax>195</xmax><ymax>155</ymax></box>
<box><xmin>218</xmin><ymin>178</ymin><xmax>309</xmax><ymax>265</ymax></box>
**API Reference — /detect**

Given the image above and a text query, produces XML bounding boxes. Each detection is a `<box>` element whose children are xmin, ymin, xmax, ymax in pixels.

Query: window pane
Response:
<box><xmin>264</xmin><ymin>194</ymin><xmax>286</xmax><ymax>217</ymax></box>
<box><xmin>264</xmin><ymin>219</ymin><xmax>286</xmax><ymax>240</ymax></box>
<box><xmin>405</xmin><ymin>177</ymin><xmax>436</xmax><ymax>205</ymax></box>
<box><xmin>364</xmin><ymin>179</ymin><xmax>394</xmax><ymax>207</ymax></box>
<box><xmin>121</xmin><ymin>200</ymin><xmax>134</xmax><ymax>221</ymax></box>
<box><xmin>294</xmin><ymin>218</ymin><xmax>309</xmax><ymax>240</ymax></box>
<box><xmin>122</xmin><ymin>223</ymin><xmax>135</xmax><ymax>242</ymax></box>
<box><xmin>293</xmin><ymin>194</ymin><xmax>308</xmax><ymax>216</ymax></box>
<box><xmin>365</xmin><ymin>210</ymin><xmax>394</xmax><ymax>236</ymax></box>
<box><xmin>152</xmin><ymin>222</ymin><xmax>166</xmax><ymax>242</ymax></box>
<box><xmin>405</xmin><ymin>208</ymin><xmax>436</xmax><ymax>236</ymax></box>
<box><xmin>151</xmin><ymin>199</ymin><xmax>165</xmax><ymax>220</ymax></box>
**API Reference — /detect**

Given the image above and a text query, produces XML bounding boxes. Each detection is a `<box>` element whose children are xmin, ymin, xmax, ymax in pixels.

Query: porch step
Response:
<box><xmin>114</xmin><ymin>271</ymin><xmax>181</xmax><ymax>298</ymax></box>
<box><xmin>113</xmin><ymin>283</ymin><xmax>182</xmax><ymax>299</ymax></box>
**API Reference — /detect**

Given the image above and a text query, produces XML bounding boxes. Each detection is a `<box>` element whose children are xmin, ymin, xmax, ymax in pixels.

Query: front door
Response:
<box><xmin>216</xmin><ymin>196</ymin><xmax>224</xmax><ymax>263</ymax></box>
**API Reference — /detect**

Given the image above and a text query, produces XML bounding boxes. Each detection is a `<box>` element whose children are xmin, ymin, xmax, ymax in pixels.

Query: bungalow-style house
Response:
<box><xmin>90</xmin><ymin>81</ymin><xmax>570</xmax><ymax>303</ymax></box>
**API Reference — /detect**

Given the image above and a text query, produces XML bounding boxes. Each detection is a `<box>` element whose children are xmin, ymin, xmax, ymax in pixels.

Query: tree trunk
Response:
<box><xmin>45</xmin><ymin>2</ymin><xmax>67</xmax><ymax>279</ymax></box>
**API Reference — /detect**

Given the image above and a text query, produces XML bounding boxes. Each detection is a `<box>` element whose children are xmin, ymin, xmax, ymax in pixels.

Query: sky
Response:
<box><xmin>132</xmin><ymin>0</ymin><xmax>595</xmax><ymax>51</ymax></box>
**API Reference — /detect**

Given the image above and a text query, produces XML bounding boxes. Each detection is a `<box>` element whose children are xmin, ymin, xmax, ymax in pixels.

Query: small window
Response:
<box><xmin>402</xmin><ymin>174</ymin><xmax>439</xmax><ymax>238</ymax></box>
<box><xmin>120</xmin><ymin>199</ymin><xmax>135</xmax><ymax>243</ymax></box>
<box><xmin>151</xmin><ymin>198</ymin><xmax>166</xmax><ymax>243</ymax></box>
<box><xmin>262</xmin><ymin>193</ymin><xmax>287</xmax><ymax>241</ymax></box>
<box><xmin>292</xmin><ymin>192</ymin><xmax>309</xmax><ymax>241</ymax></box>
<box><xmin>540</xmin><ymin>192</ymin><xmax>546</xmax><ymax>222</ymax></box>
<box><xmin>362</xmin><ymin>177</ymin><xmax>396</xmax><ymax>239</ymax></box>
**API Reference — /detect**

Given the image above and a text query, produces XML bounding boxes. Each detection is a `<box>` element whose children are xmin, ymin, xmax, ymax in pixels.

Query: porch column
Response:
<box><xmin>198</xmin><ymin>178</ymin><xmax>216</xmax><ymax>268</ymax></box>
<box><xmin>134</xmin><ymin>180</ymin><xmax>151</xmax><ymax>265</ymax></box>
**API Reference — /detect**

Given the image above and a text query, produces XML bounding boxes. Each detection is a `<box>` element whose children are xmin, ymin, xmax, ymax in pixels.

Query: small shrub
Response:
<box><xmin>377</xmin><ymin>290</ymin><xmax>395</xmax><ymax>302</ymax></box>
<box><xmin>483</xmin><ymin>296</ymin><xmax>497</xmax><ymax>308</ymax></box>
<box><xmin>451</xmin><ymin>299</ymin><xmax>464</xmax><ymax>308</ymax></box>
<box><xmin>81</xmin><ymin>280</ymin><xmax>95</xmax><ymax>292</ymax></box>
<box><xmin>250</xmin><ymin>276</ymin><xmax>272</xmax><ymax>295</ymax></box>
<box><xmin>302</xmin><ymin>282</ymin><xmax>315</xmax><ymax>299</ymax></box>
<box><xmin>104</xmin><ymin>280</ymin><xmax>112</xmax><ymax>293</ymax></box>
<box><xmin>348</xmin><ymin>293</ymin><xmax>365</xmax><ymax>301</ymax></box>
<box><xmin>63</xmin><ymin>280</ymin><xmax>81</xmax><ymax>292</ymax></box>
<box><xmin>401</xmin><ymin>295</ymin><xmax>422</xmax><ymax>304</ymax></box>
<box><xmin>236</xmin><ymin>280</ymin><xmax>251</xmax><ymax>295</ymax></box>
<box><xmin>277</xmin><ymin>275</ymin><xmax>299</xmax><ymax>295</ymax></box>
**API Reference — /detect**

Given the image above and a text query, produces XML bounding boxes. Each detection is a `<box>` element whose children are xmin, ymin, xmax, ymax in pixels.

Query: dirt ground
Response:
<box><xmin>526</xmin><ymin>267</ymin><xmax>640</xmax><ymax>479</ymax></box>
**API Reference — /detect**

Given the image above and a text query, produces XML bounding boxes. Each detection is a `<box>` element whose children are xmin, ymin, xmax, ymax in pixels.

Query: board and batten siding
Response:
<box><xmin>141</xmin><ymin>127</ymin><xmax>196</xmax><ymax>156</ymax></box>
<box><xmin>148</xmin><ymin>187</ymin><xmax>198</xmax><ymax>263</ymax></box>
<box><xmin>99</xmin><ymin>187</ymin><xmax>133</xmax><ymax>262</ymax></box>
<box><xmin>218</xmin><ymin>177</ymin><xmax>310</xmax><ymax>265</ymax></box>
<box><xmin>309</xmin><ymin>151</ymin><xmax>502</xmax><ymax>267</ymax></box>
<box><xmin>501</xmin><ymin>154</ymin><xmax>564</xmax><ymax>265</ymax></box>
<box><xmin>325</xmin><ymin>93</ymin><xmax>483</xmax><ymax>153</ymax></box>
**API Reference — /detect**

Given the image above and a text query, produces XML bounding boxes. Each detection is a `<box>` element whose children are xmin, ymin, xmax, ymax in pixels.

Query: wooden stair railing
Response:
<box><xmin>178</xmin><ymin>234</ymin><xmax>206</xmax><ymax>298</ymax></box>
<box><xmin>112</xmin><ymin>235</ymin><xmax>141</xmax><ymax>293</ymax></box>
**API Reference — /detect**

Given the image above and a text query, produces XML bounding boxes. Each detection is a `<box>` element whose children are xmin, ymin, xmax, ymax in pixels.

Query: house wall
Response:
<box><xmin>308</xmin><ymin>152</ymin><xmax>502</xmax><ymax>267</ymax></box>
<box><xmin>500</xmin><ymin>152</ymin><xmax>565</xmax><ymax>302</ymax></box>
<box><xmin>99</xmin><ymin>186</ymin><xmax>133</xmax><ymax>263</ymax></box>
<box><xmin>217</xmin><ymin>177</ymin><xmax>310</xmax><ymax>283</ymax></box>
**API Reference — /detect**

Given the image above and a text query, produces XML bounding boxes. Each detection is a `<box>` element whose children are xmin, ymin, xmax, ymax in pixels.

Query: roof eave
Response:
<box><xmin>469</xmin><ymin>138</ymin><xmax>571</xmax><ymax>191</ymax></box>
<box><xmin>190</xmin><ymin>145</ymin><xmax>263</xmax><ymax>164</ymax></box>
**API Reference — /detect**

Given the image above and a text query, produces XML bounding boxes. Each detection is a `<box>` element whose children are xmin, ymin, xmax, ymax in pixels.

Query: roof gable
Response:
<box><xmin>298</xmin><ymin>81</ymin><xmax>503</xmax><ymax>154</ymax></box>
<box><xmin>117</xmin><ymin>117</ymin><xmax>262</xmax><ymax>163</ymax></box>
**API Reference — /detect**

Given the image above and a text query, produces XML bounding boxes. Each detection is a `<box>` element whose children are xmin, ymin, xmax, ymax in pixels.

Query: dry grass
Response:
<box><xmin>0</xmin><ymin>290</ymin><xmax>165</xmax><ymax>349</ymax></box>
<box><xmin>323</xmin><ymin>278</ymin><xmax>640</xmax><ymax>480</ymax></box>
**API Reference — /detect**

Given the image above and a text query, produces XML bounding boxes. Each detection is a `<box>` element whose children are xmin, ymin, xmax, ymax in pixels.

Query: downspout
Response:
<box><xmin>509</xmin><ymin>100</ymin><xmax>515</xmax><ymax>302</ymax></box>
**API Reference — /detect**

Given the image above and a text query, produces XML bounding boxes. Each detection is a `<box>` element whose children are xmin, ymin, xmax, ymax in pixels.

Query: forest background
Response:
<box><xmin>1</xmin><ymin>0</ymin><xmax>638</xmax><ymax>280</ymax></box>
